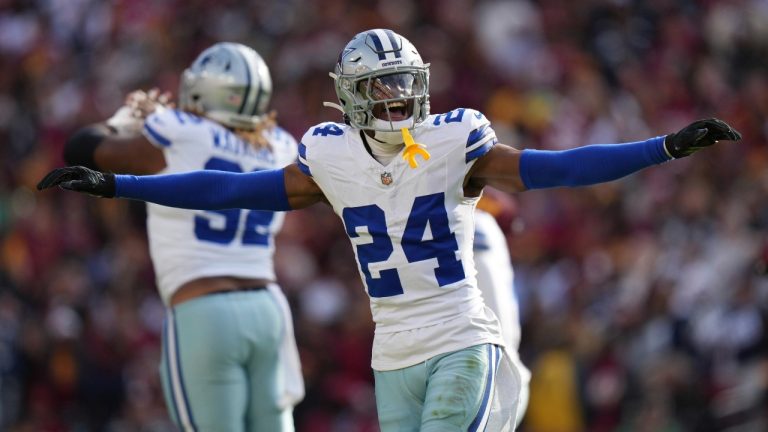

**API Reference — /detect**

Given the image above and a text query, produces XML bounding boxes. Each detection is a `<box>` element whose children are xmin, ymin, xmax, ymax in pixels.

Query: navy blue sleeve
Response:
<box><xmin>520</xmin><ymin>136</ymin><xmax>670</xmax><ymax>190</ymax></box>
<box><xmin>115</xmin><ymin>168</ymin><xmax>292</xmax><ymax>211</ymax></box>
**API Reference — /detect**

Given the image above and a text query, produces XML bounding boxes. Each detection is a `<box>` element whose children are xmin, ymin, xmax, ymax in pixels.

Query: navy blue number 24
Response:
<box><xmin>194</xmin><ymin>157</ymin><xmax>274</xmax><ymax>245</ymax></box>
<box><xmin>342</xmin><ymin>192</ymin><xmax>465</xmax><ymax>298</ymax></box>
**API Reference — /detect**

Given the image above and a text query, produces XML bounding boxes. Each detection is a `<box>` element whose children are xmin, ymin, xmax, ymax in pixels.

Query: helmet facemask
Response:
<box><xmin>329</xmin><ymin>30</ymin><xmax>431</xmax><ymax>143</ymax></box>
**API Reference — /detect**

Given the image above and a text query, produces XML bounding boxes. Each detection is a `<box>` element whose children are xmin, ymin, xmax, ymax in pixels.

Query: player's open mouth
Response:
<box><xmin>384</xmin><ymin>101</ymin><xmax>408</xmax><ymax>121</ymax></box>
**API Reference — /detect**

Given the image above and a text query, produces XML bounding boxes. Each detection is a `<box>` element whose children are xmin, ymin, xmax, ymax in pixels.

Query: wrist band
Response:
<box><xmin>63</xmin><ymin>125</ymin><xmax>110</xmax><ymax>169</ymax></box>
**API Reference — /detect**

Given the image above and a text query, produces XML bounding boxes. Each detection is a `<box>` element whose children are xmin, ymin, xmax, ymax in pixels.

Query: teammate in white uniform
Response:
<box><xmin>473</xmin><ymin>205</ymin><xmax>530</xmax><ymax>426</ymax></box>
<box><xmin>58</xmin><ymin>43</ymin><xmax>303</xmax><ymax>432</ymax></box>
<box><xmin>39</xmin><ymin>30</ymin><xmax>741</xmax><ymax>431</ymax></box>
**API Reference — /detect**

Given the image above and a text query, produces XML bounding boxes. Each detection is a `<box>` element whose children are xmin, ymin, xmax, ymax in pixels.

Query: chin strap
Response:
<box><xmin>401</xmin><ymin>128</ymin><xmax>430</xmax><ymax>169</ymax></box>
<box><xmin>322</xmin><ymin>101</ymin><xmax>345</xmax><ymax>113</ymax></box>
<box><xmin>323</xmin><ymin>73</ymin><xmax>346</xmax><ymax>114</ymax></box>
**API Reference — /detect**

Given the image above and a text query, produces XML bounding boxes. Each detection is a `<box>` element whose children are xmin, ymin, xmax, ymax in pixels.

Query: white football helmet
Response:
<box><xmin>179</xmin><ymin>42</ymin><xmax>272</xmax><ymax>130</ymax></box>
<box><xmin>328</xmin><ymin>29</ymin><xmax>430</xmax><ymax>141</ymax></box>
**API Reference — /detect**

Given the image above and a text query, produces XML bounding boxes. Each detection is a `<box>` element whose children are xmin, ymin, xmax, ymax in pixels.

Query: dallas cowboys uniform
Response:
<box><xmin>143</xmin><ymin>108</ymin><xmax>304</xmax><ymax>431</ymax></box>
<box><xmin>474</xmin><ymin>209</ymin><xmax>531</xmax><ymax>426</ymax></box>
<box><xmin>41</xmin><ymin>27</ymin><xmax>741</xmax><ymax>432</ymax></box>
<box><xmin>298</xmin><ymin>108</ymin><xmax>522</xmax><ymax>431</ymax></box>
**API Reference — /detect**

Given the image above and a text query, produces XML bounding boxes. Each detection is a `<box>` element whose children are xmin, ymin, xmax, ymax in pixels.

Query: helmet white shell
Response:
<box><xmin>332</xmin><ymin>29</ymin><xmax>430</xmax><ymax>132</ymax></box>
<box><xmin>179</xmin><ymin>42</ymin><xmax>272</xmax><ymax>130</ymax></box>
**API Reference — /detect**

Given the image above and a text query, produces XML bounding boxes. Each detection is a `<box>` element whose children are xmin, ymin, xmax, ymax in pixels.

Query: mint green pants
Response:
<box><xmin>159</xmin><ymin>290</ymin><xmax>294</xmax><ymax>432</ymax></box>
<box><xmin>374</xmin><ymin>344</ymin><xmax>502</xmax><ymax>432</ymax></box>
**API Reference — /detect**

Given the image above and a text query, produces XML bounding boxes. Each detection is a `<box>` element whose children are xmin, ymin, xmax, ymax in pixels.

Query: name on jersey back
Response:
<box><xmin>210</xmin><ymin>127</ymin><xmax>275</xmax><ymax>164</ymax></box>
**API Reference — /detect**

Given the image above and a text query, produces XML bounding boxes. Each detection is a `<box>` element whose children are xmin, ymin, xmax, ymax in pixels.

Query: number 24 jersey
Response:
<box><xmin>299</xmin><ymin>108</ymin><xmax>505</xmax><ymax>370</ymax></box>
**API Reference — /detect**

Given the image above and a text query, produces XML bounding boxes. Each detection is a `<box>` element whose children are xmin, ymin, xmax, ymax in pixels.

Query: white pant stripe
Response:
<box><xmin>470</xmin><ymin>345</ymin><xmax>500</xmax><ymax>432</ymax></box>
<box><xmin>167</xmin><ymin>310</ymin><xmax>196</xmax><ymax>431</ymax></box>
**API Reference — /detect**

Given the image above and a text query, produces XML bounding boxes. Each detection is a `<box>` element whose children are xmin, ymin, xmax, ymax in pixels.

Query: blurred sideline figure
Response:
<box><xmin>59</xmin><ymin>43</ymin><xmax>303</xmax><ymax>431</ymax></box>
<box><xmin>474</xmin><ymin>195</ymin><xmax>531</xmax><ymax>426</ymax></box>
<box><xmin>38</xmin><ymin>29</ymin><xmax>741</xmax><ymax>431</ymax></box>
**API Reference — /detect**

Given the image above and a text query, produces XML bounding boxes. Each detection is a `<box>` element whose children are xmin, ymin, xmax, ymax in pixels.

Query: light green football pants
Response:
<box><xmin>159</xmin><ymin>290</ymin><xmax>294</xmax><ymax>432</ymax></box>
<box><xmin>374</xmin><ymin>343</ymin><xmax>502</xmax><ymax>432</ymax></box>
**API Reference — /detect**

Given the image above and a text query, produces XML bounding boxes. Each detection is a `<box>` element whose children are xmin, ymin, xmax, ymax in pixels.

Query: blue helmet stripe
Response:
<box><xmin>251</xmin><ymin>78</ymin><xmax>263</xmax><ymax>116</ymax></box>
<box><xmin>251</xmin><ymin>69</ymin><xmax>264</xmax><ymax>115</ymax></box>
<box><xmin>384</xmin><ymin>30</ymin><xmax>402</xmax><ymax>58</ymax></box>
<box><xmin>368</xmin><ymin>31</ymin><xmax>387</xmax><ymax>60</ymax></box>
<box><xmin>234</xmin><ymin>48</ymin><xmax>252</xmax><ymax>115</ymax></box>
<box><xmin>251</xmin><ymin>59</ymin><xmax>266</xmax><ymax>116</ymax></box>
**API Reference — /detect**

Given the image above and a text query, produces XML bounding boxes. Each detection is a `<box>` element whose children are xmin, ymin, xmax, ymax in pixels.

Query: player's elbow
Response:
<box><xmin>64</xmin><ymin>125</ymin><xmax>110</xmax><ymax>169</ymax></box>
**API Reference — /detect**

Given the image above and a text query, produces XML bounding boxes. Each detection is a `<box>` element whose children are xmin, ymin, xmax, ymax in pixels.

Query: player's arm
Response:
<box><xmin>36</xmin><ymin>162</ymin><xmax>326</xmax><ymax>211</ymax></box>
<box><xmin>282</xmin><ymin>163</ymin><xmax>328</xmax><ymax>208</ymax></box>
<box><xmin>64</xmin><ymin>90</ymin><xmax>170</xmax><ymax>174</ymax></box>
<box><xmin>64</xmin><ymin>123</ymin><xmax>166</xmax><ymax>174</ymax></box>
<box><xmin>466</xmin><ymin>118</ymin><xmax>741</xmax><ymax>194</ymax></box>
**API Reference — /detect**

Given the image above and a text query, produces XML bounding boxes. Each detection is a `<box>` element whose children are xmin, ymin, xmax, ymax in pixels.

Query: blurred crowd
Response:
<box><xmin>1</xmin><ymin>0</ymin><xmax>767</xmax><ymax>431</ymax></box>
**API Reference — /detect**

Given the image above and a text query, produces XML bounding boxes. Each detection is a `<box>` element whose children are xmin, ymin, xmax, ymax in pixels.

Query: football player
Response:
<box><xmin>474</xmin><ymin>196</ymin><xmax>530</xmax><ymax>427</ymax></box>
<box><xmin>57</xmin><ymin>43</ymin><xmax>304</xmax><ymax>432</ymax></box>
<box><xmin>39</xmin><ymin>30</ymin><xmax>741</xmax><ymax>431</ymax></box>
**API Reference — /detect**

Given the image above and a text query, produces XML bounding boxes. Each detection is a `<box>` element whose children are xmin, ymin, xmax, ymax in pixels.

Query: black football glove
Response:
<box><xmin>36</xmin><ymin>166</ymin><xmax>116</xmax><ymax>198</ymax></box>
<box><xmin>664</xmin><ymin>118</ymin><xmax>742</xmax><ymax>159</ymax></box>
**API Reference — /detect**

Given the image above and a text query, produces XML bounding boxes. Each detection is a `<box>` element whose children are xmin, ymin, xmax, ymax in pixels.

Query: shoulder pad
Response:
<box><xmin>143</xmin><ymin>109</ymin><xmax>206</xmax><ymax>148</ymax></box>
<box><xmin>303</xmin><ymin>122</ymin><xmax>349</xmax><ymax>141</ymax></box>
<box><xmin>297</xmin><ymin>122</ymin><xmax>350</xmax><ymax>177</ymax></box>
<box><xmin>463</xmin><ymin>110</ymin><xmax>496</xmax><ymax>163</ymax></box>
<box><xmin>427</xmin><ymin>109</ymin><xmax>496</xmax><ymax>163</ymax></box>
<box><xmin>428</xmin><ymin>108</ymin><xmax>487</xmax><ymax>127</ymax></box>
<box><xmin>269</xmin><ymin>125</ymin><xmax>299</xmax><ymax>164</ymax></box>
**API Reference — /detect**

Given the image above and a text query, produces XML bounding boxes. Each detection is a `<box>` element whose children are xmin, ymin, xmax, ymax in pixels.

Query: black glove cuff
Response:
<box><xmin>662</xmin><ymin>134</ymin><xmax>681</xmax><ymax>159</ymax></box>
<box><xmin>102</xmin><ymin>172</ymin><xmax>116</xmax><ymax>198</ymax></box>
<box><xmin>63</xmin><ymin>124</ymin><xmax>111</xmax><ymax>169</ymax></box>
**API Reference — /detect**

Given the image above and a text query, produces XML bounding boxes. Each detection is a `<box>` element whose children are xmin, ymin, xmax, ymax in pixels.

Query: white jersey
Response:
<box><xmin>142</xmin><ymin>109</ymin><xmax>298</xmax><ymax>305</ymax></box>
<box><xmin>299</xmin><ymin>108</ymin><xmax>505</xmax><ymax>370</ymax></box>
<box><xmin>474</xmin><ymin>210</ymin><xmax>532</xmax><ymax>424</ymax></box>
<box><xmin>473</xmin><ymin>210</ymin><xmax>521</xmax><ymax>350</ymax></box>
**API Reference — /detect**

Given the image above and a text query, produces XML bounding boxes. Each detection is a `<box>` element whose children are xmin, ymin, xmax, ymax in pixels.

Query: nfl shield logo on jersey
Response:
<box><xmin>380</xmin><ymin>171</ymin><xmax>393</xmax><ymax>185</ymax></box>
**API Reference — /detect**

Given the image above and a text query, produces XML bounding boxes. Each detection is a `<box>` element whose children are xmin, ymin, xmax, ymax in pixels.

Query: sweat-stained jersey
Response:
<box><xmin>142</xmin><ymin>109</ymin><xmax>298</xmax><ymax>305</ymax></box>
<box><xmin>298</xmin><ymin>108</ymin><xmax>506</xmax><ymax>370</ymax></box>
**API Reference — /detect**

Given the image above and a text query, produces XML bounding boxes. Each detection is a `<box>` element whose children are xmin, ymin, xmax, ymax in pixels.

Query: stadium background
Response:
<box><xmin>1</xmin><ymin>0</ymin><xmax>767</xmax><ymax>431</ymax></box>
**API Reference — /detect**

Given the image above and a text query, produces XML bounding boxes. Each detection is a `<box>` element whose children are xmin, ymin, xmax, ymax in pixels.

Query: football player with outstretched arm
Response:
<box><xmin>58</xmin><ymin>43</ymin><xmax>303</xmax><ymax>432</ymax></box>
<box><xmin>39</xmin><ymin>30</ymin><xmax>740</xmax><ymax>431</ymax></box>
